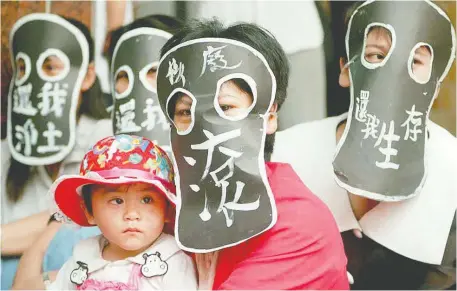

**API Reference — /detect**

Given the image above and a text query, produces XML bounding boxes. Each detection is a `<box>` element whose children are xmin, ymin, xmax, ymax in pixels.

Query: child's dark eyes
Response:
<box><xmin>142</xmin><ymin>197</ymin><xmax>153</xmax><ymax>204</ymax></box>
<box><xmin>109</xmin><ymin>198</ymin><xmax>124</xmax><ymax>205</ymax></box>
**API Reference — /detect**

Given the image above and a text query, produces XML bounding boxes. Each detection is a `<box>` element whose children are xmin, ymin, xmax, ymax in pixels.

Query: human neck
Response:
<box><xmin>102</xmin><ymin>241</ymin><xmax>153</xmax><ymax>261</ymax></box>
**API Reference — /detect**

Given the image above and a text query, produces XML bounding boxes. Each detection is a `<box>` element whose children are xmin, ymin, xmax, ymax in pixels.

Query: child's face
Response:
<box><xmin>85</xmin><ymin>183</ymin><xmax>168</xmax><ymax>253</ymax></box>
<box><xmin>172</xmin><ymin>80</ymin><xmax>278</xmax><ymax>134</ymax></box>
<box><xmin>340</xmin><ymin>26</ymin><xmax>432</xmax><ymax>86</ymax></box>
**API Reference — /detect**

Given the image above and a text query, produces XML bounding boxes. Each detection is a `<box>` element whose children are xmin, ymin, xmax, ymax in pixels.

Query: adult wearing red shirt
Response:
<box><xmin>158</xmin><ymin>19</ymin><xmax>349</xmax><ymax>290</ymax></box>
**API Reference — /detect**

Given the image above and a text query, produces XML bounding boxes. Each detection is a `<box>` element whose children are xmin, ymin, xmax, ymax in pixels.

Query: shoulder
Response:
<box><xmin>78</xmin><ymin>115</ymin><xmax>113</xmax><ymax>147</ymax></box>
<box><xmin>425</xmin><ymin>121</ymin><xmax>457</xmax><ymax>187</ymax></box>
<box><xmin>427</xmin><ymin>121</ymin><xmax>457</xmax><ymax>159</ymax></box>
<box><xmin>146</xmin><ymin>234</ymin><xmax>197</xmax><ymax>289</ymax></box>
<box><xmin>72</xmin><ymin>234</ymin><xmax>103</xmax><ymax>259</ymax></box>
<box><xmin>265</xmin><ymin>162</ymin><xmax>345</xmax><ymax>252</ymax></box>
<box><xmin>273</xmin><ymin>115</ymin><xmax>344</xmax><ymax>165</ymax></box>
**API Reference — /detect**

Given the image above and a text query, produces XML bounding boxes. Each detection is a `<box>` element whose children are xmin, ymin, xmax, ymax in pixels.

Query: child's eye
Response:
<box><xmin>142</xmin><ymin>197</ymin><xmax>153</xmax><ymax>204</ymax></box>
<box><xmin>109</xmin><ymin>198</ymin><xmax>123</xmax><ymax>205</ymax></box>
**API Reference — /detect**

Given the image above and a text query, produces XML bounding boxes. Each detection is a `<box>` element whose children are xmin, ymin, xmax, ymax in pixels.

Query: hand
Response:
<box><xmin>347</xmin><ymin>271</ymin><xmax>354</xmax><ymax>285</ymax></box>
<box><xmin>353</xmin><ymin>228</ymin><xmax>363</xmax><ymax>239</ymax></box>
<box><xmin>195</xmin><ymin>251</ymin><xmax>219</xmax><ymax>290</ymax></box>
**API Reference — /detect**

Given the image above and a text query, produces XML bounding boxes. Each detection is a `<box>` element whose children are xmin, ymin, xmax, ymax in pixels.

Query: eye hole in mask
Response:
<box><xmin>214</xmin><ymin>75</ymin><xmax>257</xmax><ymax>121</ymax></box>
<box><xmin>36</xmin><ymin>48</ymin><xmax>70</xmax><ymax>82</ymax></box>
<box><xmin>15</xmin><ymin>52</ymin><xmax>31</xmax><ymax>86</ymax></box>
<box><xmin>167</xmin><ymin>88</ymin><xmax>196</xmax><ymax>135</ymax></box>
<box><xmin>362</xmin><ymin>24</ymin><xmax>395</xmax><ymax>69</ymax></box>
<box><xmin>114</xmin><ymin>65</ymin><xmax>134</xmax><ymax>99</ymax></box>
<box><xmin>139</xmin><ymin>62</ymin><xmax>159</xmax><ymax>93</ymax></box>
<box><xmin>408</xmin><ymin>43</ymin><xmax>433</xmax><ymax>84</ymax></box>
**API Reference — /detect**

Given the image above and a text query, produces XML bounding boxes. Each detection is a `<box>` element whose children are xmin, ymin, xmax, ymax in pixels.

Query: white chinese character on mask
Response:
<box><xmin>115</xmin><ymin>99</ymin><xmax>141</xmax><ymax>134</ymax></box>
<box><xmin>13</xmin><ymin>83</ymin><xmax>37</xmax><ymax>116</ymax></box>
<box><xmin>200</xmin><ymin>45</ymin><xmax>242</xmax><ymax>76</ymax></box>
<box><xmin>141</xmin><ymin>98</ymin><xmax>169</xmax><ymax>131</ymax></box>
<box><xmin>14</xmin><ymin>119</ymin><xmax>38</xmax><ymax>156</ymax></box>
<box><xmin>361</xmin><ymin>113</ymin><xmax>380</xmax><ymax>139</ymax></box>
<box><xmin>166</xmin><ymin>58</ymin><xmax>186</xmax><ymax>86</ymax></box>
<box><xmin>355</xmin><ymin>90</ymin><xmax>370</xmax><ymax>122</ymax></box>
<box><xmin>37</xmin><ymin>82</ymin><xmax>68</xmax><ymax>117</ymax></box>
<box><xmin>374</xmin><ymin>120</ymin><xmax>400</xmax><ymax>170</ymax></box>
<box><xmin>189</xmin><ymin>128</ymin><xmax>259</xmax><ymax>227</ymax></box>
<box><xmin>401</xmin><ymin>105</ymin><xmax>423</xmax><ymax>142</ymax></box>
<box><xmin>37</xmin><ymin>121</ymin><xmax>64</xmax><ymax>154</ymax></box>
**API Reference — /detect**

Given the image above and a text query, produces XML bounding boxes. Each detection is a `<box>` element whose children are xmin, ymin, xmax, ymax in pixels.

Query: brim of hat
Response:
<box><xmin>53</xmin><ymin>174</ymin><xmax>176</xmax><ymax>227</ymax></box>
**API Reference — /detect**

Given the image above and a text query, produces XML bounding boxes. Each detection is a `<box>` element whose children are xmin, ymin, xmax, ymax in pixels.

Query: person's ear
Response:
<box><xmin>266</xmin><ymin>103</ymin><xmax>278</xmax><ymax>135</ymax></box>
<box><xmin>339</xmin><ymin>57</ymin><xmax>350</xmax><ymax>88</ymax></box>
<box><xmin>80</xmin><ymin>62</ymin><xmax>96</xmax><ymax>93</ymax></box>
<box><xmin>81</xmin><ymin>200</ymin><xmax>96</xmax><ymax>225</ymax></box>
<box><xmin>164</xmin><ymin>203</ymin><xmax>175</xmax><ymax>223</ymax></box>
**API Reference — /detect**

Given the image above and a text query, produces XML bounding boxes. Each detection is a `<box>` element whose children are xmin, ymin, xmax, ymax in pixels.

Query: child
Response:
<box><xmin>47</xmin><ymin>134</ymin><xmax>197</xmax><ymax>290</ymax></box>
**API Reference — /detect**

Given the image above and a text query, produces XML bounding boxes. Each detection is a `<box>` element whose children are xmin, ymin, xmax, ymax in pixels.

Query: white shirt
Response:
<box><xmin>1</xmin><ymin>115</ymin><xmax>112</xmax><ymax>224</ymax></box>
<box><xmin>272</xmin><ymin>114</ymin><xmax>457</xmax><ymax>265</ymax></box>
<box><xmin>49</xmin><ymin>233</ymin><xmax>197</xmax><ymax>290</ymax></box>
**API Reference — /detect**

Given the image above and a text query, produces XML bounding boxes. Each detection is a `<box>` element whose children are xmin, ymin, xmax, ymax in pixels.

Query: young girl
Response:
<box><xmin>48</xmin><ymin>134</ymin><xmax>197</xmax><ymax>290</ymax></box>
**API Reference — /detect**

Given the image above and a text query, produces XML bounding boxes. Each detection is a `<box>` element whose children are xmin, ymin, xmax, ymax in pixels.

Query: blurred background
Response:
<box><xmin>1</xmin><ymin>0</ymin><xmax>456</xmax><ymax>138</ymax></box>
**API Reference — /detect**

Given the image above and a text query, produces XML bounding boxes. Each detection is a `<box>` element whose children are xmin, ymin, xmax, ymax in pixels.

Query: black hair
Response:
<box><xmin>161</xmin><ymin>18</ymin><xmax>289</xmax><ymax>110</ymax></box>
<box><xmin>6</xmin><ymin>16</ymin><xmax>108</xmax><ymax>203</ymax></box>
<box><xmin>82</xmin><ymin>185</ymin><xmax>93</xmax><ymax>215</ymax></box>
<box><xmin>341</xmin><ymin>1</ymin><xmax>365</xmax><ymax>62</ymax></box>
<box><xmin>160</xmin><ymin>19</ymin><xmax>290</xmax><ymax>161</ymax></box>
<box><xmin>106</xmin><ymin>14</ymin><xmax>184</xmax><ymax>64</ymax></box>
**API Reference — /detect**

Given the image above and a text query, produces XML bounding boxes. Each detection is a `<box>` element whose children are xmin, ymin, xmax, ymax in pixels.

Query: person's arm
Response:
<box><xmin>1</xmin><ymin>210</ymin><xmax>51</xmax><ymax>256</ymax></box>
<box><xmin>106</xmin><ymin>0</ymin><xmax>127</xmax><ymax>31</ymax></box>
<box><xmin>195</xmin><ymin>252</ymin><xmax>219</xmax><ymax>290</ymax></box>
<box><xmin>11</xmin><ymin>221</ymin><xmax>62</xmax><ymax>290</ymax></box>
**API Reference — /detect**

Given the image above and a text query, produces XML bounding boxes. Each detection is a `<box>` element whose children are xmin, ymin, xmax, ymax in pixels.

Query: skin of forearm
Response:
<box><xmin>106</xmin><ymin>0</ymin><xmax>127</xmax><ymax>31</ymax></box>
<box><xmin>12</xmin><ymin>222</ymin><xmax>62</xmax><ymax>290</ymax></box>
<box><xmin>1</xmin><ymin>211</ymin><xmax>50</xmax><ymax>255</ymax></box>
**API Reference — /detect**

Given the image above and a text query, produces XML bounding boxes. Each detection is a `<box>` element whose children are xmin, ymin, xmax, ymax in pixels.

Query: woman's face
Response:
<box><xmin>172</xmin><ymin>80</ymin><xmax>254</xmax><ymax>132</ymax></box>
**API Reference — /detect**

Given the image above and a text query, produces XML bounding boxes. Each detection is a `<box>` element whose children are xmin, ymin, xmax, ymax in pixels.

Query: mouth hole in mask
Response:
<box><xmin>15</xmin><ymin>52</ymin><xmax>31</xmax><ymax>86</ymax></box>
<box><xmin>408</xmin><ymin>43</ymin><xmax>433</xmax><ymax>84</ymax></box>
<box><xmin>139</xmin><ymin>62</ymin><xmax>159</xmax><ymax>93</ymax></box>
<box><xmin>114</xmin><ymin>65</ymin><xmax>134</xmax><ymax>99</ymax></box>
<box><xmin>36</xmin><ymin>48</ymin><xmax>70</xmax><ymax>82</ymax></box>
<box><xmin>214</xmin><ymin>74</ymin><xmax>257</xmax><ymax>121</ymax></box>
<box><xmin>361</xmin><ymin>23</ymin><xmax>396</xmax><ymax>69</ymax></box>
<box><xmin>166</xmin><ymin>88</ymin><xmax>196</xmax><ymax>135</ymax></box>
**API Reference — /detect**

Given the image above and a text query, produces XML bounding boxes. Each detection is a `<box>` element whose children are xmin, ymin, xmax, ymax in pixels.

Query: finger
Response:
<box><xmin>353</xmin><ymin>229</ymin><xmax>363</xmax><ymax>239</ymax></box>
<box><xmin>347</xmin><ymin>271</ymin><xmax>354</xmax><ymax>285</ymax></box>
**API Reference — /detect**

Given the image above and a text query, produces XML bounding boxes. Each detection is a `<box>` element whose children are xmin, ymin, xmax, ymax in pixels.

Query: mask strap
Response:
<box><xmin>343</xmin><ymin>55</ymin><xmax>359</xmax><ymax>70</ymax></box>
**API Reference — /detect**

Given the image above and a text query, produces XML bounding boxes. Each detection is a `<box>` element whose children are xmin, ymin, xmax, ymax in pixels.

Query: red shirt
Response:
<box><xmin>213</xmin><ymin>162</ymin><xmax>349</xmax><ymax>290</ymax></box>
